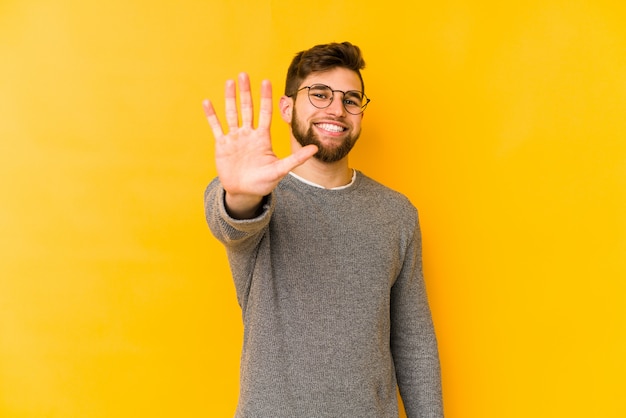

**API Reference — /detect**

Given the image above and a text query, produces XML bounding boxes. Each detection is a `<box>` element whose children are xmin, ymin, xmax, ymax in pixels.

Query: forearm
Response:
<box><xmin>224</xmin><ymin>191</ymin><xmax>265</xmax><ymax>219</ymax></box>
<box><xmin>394</xmin><ymin>336</ymin><xmax>443</xmax><ymax>418</ymax></box>
<box><xmin>392</xmin><ymin>218</ymin><xmax>444</xmax><ymax>417</ymax></box>
<box><xmin>204</xmin><ymin>178</ymin><xmax>273</xmax><ymax>246</ymax></box>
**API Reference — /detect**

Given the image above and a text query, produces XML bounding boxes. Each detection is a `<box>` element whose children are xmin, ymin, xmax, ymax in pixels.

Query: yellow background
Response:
<box><xmin>1</xmin><ymin>0</ymin><xmax>624</xmax><ymax>417</ymax></box>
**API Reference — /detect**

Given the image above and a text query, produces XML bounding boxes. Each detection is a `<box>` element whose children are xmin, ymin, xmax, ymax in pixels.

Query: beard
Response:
<box><xmin>291</xmin><ymin>106</ymin><xmax>360</xmax><ymax>163</ymax></box>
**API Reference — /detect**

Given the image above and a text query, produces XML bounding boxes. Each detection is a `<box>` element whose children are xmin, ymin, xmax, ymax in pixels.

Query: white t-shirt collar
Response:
<box><xmin>289</xmin><ymin>169</ymin><xmax>357</xmax><ymax>190</ymax></box>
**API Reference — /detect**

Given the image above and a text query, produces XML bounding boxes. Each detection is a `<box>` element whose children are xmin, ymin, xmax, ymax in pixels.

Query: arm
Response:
<box><xmin>204</xmin><ymin>177</ymin><xmax>274</xmax><ymax>312</ymax></box>
<box><xmin>391</xmin><ymin>214</ymin><xmax>444</xmax><ymax>418</ymax></box>
<box><xmin>202</xmin><ymin>73</ymin><xmax>317</xmax><ymax>219</ymax></box>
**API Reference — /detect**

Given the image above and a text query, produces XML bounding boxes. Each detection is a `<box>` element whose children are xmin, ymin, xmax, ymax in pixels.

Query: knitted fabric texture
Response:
<box><xmin>204</xmin><ymin>172</ymin><xmax>443</xmax><ymax>418</ymax></box>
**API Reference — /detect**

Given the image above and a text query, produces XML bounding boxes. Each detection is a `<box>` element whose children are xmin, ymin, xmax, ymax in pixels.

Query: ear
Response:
<box><xmin>279</xmin><ymin>95</ymin><xmax>293</xmax><ymax>123</ymax></box>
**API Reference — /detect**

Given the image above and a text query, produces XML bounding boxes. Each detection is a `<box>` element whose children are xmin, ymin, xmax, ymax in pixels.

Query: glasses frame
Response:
<box><xmin>290</xmin><ymin>84</ymin><xmax>371</xmax><ymax>115</ymax></box>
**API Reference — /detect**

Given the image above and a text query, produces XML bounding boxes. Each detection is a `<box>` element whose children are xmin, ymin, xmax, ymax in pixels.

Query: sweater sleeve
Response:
<box><xmin>204</xmin><ymin>177</ymin><xmax>273</xmax><ymax>245</ymax></box>
<box><xmin>204</xmin><ymin>177</ymin><xmax>274</xmax><ymax>310</ymax></box>
<box><xmin>390</xmin><ymin>211</ymin><xmax>444</xmax><ymax>418</ymax></box>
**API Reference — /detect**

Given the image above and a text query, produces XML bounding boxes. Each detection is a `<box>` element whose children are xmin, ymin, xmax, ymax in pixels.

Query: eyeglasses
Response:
<box><xmin>290</xmin><ymin>84</ymin><xmax>371</xmax><ymax>115</ymax></box>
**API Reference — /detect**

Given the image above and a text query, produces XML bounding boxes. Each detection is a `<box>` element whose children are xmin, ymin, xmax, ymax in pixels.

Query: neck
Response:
<box><xmin>291</xmin><ymin>154</ymin><xmax>353</xmax><ymax>189</ymax></box>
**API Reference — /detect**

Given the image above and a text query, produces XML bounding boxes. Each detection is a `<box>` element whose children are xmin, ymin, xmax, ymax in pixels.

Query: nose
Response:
<box><xmin>325</xmin><ymin>96</ymin><xmax>346</xmax><ymax>117</ymax></box>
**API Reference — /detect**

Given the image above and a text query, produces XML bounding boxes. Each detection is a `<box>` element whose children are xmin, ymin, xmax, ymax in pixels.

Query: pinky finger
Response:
<box><xmin>203</xmin><ymin>99</ymin><xmax>224</xmax><ymax>139</ymax></box>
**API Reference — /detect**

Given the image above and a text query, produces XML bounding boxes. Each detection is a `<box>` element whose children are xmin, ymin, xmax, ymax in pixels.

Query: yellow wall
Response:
<box><xmin>1</xmin><ymin>1</ymin><xmax>624</xmax><ymax>417</ymax></box>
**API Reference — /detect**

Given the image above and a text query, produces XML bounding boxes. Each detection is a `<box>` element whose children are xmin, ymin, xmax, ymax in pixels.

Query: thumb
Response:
<box><xmin>274</xmin><ymin>145</ymin><xmax>318</xmax><ymax>174</ymax></box>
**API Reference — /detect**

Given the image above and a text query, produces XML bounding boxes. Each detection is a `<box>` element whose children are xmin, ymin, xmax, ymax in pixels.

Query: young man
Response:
<box><xmin>203</xmin><ymin>42</ymin><xmax>443</xmax><ymax>418</ymax></box>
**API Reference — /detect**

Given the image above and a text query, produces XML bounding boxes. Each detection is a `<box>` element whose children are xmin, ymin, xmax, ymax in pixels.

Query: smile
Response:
<box><xmin>315</xmin><ymin>123</ymin><xmax>347</xmax><ymax>133</ymax></box>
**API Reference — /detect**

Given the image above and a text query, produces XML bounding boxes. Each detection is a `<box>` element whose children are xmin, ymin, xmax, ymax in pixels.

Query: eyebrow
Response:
<box><xmin>344</xmin><ymin>90</ymin><xmax>363</xmax><ymax>99</ymax></box>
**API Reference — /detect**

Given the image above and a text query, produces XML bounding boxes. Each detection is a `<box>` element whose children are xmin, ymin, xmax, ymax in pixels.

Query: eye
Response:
<box><xmin>343</xmin><ymin>92</ymin><xmax>363</xmax><ymax>107</ymax></box>
<box><xmin>308</xmin><ymin>85</ymin><xmax>332</xmax><ymax>101</ymax></box>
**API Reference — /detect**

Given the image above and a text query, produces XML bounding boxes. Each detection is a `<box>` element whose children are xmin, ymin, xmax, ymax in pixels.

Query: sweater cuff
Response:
<box><xmin>218</xmin><ymin>187</ymin><xmax>274</xmax><ymax>230</ymax></box>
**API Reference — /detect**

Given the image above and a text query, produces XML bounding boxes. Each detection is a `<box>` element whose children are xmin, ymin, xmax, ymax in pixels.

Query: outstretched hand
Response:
<box><xmin>203</xmin><ymin>73</ymin><xmax>318</xmax><ymax>218</ymax></box>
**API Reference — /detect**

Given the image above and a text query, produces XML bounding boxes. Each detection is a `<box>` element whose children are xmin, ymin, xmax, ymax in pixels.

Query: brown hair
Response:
<box><xmin>284</xmin><ymin>42</ymin><xmax>366</xmax><ymax>96</ymax></box>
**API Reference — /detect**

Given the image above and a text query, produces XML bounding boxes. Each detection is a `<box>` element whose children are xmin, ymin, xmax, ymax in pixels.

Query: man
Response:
<box><xmin>203</xmin><ymin>42</ymin><xmax>443</xmax><ymax>417</ymax></box>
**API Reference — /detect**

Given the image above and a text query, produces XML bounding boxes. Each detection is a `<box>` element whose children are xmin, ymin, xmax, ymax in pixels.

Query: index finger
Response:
<box><xmin>257</xmin><ymin>79</ymin><xmax>272</xmax><ymax>130</ymax></box>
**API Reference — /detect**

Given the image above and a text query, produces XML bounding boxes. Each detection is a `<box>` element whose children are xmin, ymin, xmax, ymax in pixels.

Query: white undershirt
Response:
<box><xmin>289</xmin><ymin>169</ymin><xmax>357</xmax><ymax>190</ymax></box>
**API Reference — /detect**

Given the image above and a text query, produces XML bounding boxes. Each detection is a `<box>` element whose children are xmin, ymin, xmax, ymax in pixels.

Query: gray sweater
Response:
<box><xmin>205</xmin><ymin>172</ymin><xmax>443</xmax><ymax>418</ymax></box>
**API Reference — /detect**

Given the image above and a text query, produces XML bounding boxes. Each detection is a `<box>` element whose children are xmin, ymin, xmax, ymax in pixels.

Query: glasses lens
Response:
<box><xmin>343</xmin><ymin>91</ymin><xmax>365</xmax><ymax>114</ymax></box>
<box><xmin>307</xmin><ymin>85</ymin><xmax>333</xmax><ymax>108</ymax></box>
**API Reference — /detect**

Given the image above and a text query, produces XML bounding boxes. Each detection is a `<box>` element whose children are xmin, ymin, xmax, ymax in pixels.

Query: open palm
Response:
<box><xmin>203</xmin><ymin>73</ymin><xmax>317</xmax><ymax>206</ymax></box>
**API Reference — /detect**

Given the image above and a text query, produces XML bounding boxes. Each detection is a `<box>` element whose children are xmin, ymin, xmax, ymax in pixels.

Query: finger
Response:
<box><xmin>239</xmin><ymin>73</ymin><xmax>253</xmax><ymax>129</ymax></box>
<box><xmin>257</xmin><ymin>79</ymin><xmax>273</xmax><ymax>130</ymax></box>
<box><xmin>224</xmin><ymin>79</ymin><xmax>239</xmax><ymax>130</ymax></box>
<box><xmin>202</xmin><ymin>99</ymin><xmax>224</xmax><ymax>139</ymax></box>
<box><xmin>274</xmin><ymin>144</ymin><xmax>318</xmax><ymax>175</ymax></box>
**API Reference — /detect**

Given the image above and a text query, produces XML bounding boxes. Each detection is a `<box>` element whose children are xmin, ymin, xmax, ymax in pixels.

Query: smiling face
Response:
<box><xmin>285</xmin><ymin>67</ymin><xmax>364</xmax><ymax>163</ymax></box>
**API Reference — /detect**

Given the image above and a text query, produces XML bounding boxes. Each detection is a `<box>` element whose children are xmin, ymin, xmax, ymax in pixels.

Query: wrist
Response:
<box><xmin>224</xmin><ymin>192</ymin><xmax>265</xmax><ymax>219</ymax></box>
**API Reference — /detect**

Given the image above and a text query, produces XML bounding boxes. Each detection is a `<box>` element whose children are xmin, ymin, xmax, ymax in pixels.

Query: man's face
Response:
<box><xmin>289</xmin><ymin>67</ymin><xmax>364</xmax><ymax>163</ymax></box>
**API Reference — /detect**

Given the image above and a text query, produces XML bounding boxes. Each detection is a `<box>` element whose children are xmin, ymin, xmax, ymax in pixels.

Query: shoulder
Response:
<box><xmin>357</xmin><ymin>172</ymin><xmax>416</xmax><ymax>208</ymax></box>
<box><xmin>354</xmin><ymin>172</ymin><xmax>419</xmax><ymax>225</ymax></box>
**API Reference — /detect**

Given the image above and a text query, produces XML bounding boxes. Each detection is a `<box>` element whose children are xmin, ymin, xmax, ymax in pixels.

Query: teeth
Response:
<box><xmin>316</xmin><ymin>123</ymin><xmax>345</xmax><ymax>133</ymax></box>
